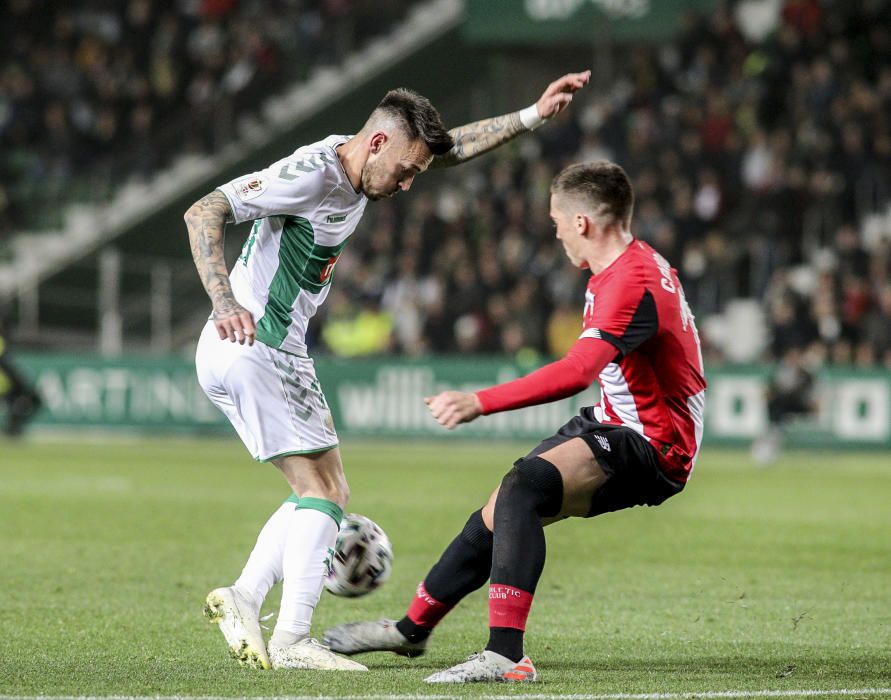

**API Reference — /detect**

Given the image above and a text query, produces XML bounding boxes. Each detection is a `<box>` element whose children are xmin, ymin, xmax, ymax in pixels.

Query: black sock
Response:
<box><xmin>486</xmin><ymin>456</ymin><xmax>563</xmax><ymax>662</ymax></box>
<box><xmin>488</xmin><ymin>628</ymin><xmax>524</xmax><ymax>663</ymax></box>
<box><xmin>396</xmin><ymin>509</ymin><xmax>493</xmax><ymax>642</ymax></box>
<box><xmin>395</xmin><ymin>617</ymin><xmax>432</xmax><ymax>644</ymax></box>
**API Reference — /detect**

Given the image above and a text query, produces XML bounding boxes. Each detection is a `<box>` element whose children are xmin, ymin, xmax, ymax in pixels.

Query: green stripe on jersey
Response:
<box><xmin>255</xmin><ymin>216</ymin><xmax>348</xmax><ymax>348</ymax></box>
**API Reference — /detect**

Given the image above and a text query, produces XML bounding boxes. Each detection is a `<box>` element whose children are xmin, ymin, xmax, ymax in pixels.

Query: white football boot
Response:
<box><xmin>204</xmin><ymin>586</ymin><xmax>271</xmax><ymax>670</ymax></box>
<box><xmin>424</xmin><ymin>650</ymin><xmax>537</xmax><ymax>683</ymax></box>
<box><xmin>269</xmin><ymin>637</ymin><xmax>368</xmax><ymax>671</ymax></box>
<box><xmin>323</xmin><ymin>619</ymin><xmax>428</xmax><ymax>657</ymax></box>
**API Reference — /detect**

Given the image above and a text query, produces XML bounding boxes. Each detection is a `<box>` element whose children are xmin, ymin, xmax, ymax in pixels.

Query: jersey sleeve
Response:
<box><xmin>475</xmin><ymin>336</ymin><xmax>617</xmax><ymax>415</ymax></box>
<box><xmin>217</xmin><ymin>157</ymin><xmax>327</xmax><ymax>224</ymax></box>
<box><xmin>581</xmin><ymin>275</ymin><xmax>659</xmax><ymax>357</ymax></box>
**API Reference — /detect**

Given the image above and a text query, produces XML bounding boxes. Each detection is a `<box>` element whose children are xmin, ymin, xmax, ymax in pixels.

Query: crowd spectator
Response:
<box><xmin>0</xmin><ymin>0</ymin><xmax>422</xmax><ymax>238</ymax></box>
<box><xmin>2</xmin><ymin>1</ymin><xmax>890</xmax><ymax>370</ymax></box>
<box><xmin>311</xmin><ymin>0</ymin><xmax>891</xmax><ymax>370</ymax></box>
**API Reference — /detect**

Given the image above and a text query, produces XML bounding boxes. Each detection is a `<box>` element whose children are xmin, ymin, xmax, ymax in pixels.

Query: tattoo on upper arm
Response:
<box><xmin>433</xmin><ymin>112</ymin><xmax>525</xmax><ymax>168</ymax></box>
<box><xmin>184</xmin><ymin>190</ymin><xmax>240</xmax><ymax>312</ymax></box>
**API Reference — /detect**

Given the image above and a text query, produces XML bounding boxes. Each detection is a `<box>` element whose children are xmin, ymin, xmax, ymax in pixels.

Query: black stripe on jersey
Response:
<box><xmin>595</xmin><ymin>289</ymin><xmax>659</xmax><ymax>358</ymax></box>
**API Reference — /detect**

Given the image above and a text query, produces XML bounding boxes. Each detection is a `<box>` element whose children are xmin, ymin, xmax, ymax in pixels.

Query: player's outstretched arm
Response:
<box><xmin>184</xmin><ymin>190</ymin><xmax>256</xmax><ymax>345</ymax></box>
<box><xmin>432</xmin><ymin>71</ymin><xmax>590</xmax><ymax>168</ymax></box>
<box><xmin>425</xmin><ymin>336</ymin><xmax>616</xmax><ymax>429</ymax></box>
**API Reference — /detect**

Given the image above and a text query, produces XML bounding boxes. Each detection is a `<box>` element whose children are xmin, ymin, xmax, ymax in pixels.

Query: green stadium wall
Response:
<box><xmin>11</xmin><ymin>354</ymin><xmax>891</xmax><ymax>449</ymax></box>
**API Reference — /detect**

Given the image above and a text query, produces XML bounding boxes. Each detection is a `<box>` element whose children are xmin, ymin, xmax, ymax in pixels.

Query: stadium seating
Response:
<box><xmin>2</xmin><ymin>0</ymin><xmax>890</xmax><ymax>369</ymax></box>
<box><xmin>0</xmin><ymin>0</ymin><xmax>424</xmax><ymax>237</ymax></box>
<box><xmin>328</xmin><ymin>1</ymin><xmax>891</xmax><ymax>366</ymax></box>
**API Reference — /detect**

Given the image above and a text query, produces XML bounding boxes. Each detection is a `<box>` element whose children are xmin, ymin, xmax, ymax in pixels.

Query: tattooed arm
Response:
<box><xmin>184</xmin><ymin>190</ymin><xmax>256</xmax><ymax>345</ymax></box>
<box><xmin>432</xmin><ymin>111</ymin><xmax>526</xmax><ymax>169</ymax></box>
<box><xmin>432</xmin><ymin>71</ymin><xmax>590</xmax><ymax>168</ymax></box>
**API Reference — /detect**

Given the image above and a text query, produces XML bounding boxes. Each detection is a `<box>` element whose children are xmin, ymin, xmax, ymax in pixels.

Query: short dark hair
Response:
<box><xmin>373</xmin><ymin>88</ymin><xmax>454</xmax><ymax>156</ymax></box>
<box><xmin>551</xmin><ymin>161</ymin><xmax>634</xmax><ymax>226</ymax></box>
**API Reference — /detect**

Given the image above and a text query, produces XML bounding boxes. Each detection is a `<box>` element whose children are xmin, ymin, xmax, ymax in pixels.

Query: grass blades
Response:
<box><xmin>0</xmin><ymin>437</ymin><xmax>889</xmax><ymax>696</ymax></box>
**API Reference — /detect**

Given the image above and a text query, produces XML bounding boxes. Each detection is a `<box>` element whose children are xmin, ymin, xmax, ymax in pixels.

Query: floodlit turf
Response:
<box><xmin>0</xmin><ymin>436</ymin><xmax>889</xmax><ymax>698</ymax></box>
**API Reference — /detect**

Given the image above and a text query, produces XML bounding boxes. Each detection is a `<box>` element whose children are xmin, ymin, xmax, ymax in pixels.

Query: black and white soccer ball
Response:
<box><xmin>324</xmin><ymin>513</ymin><xmax>393</xmax><ymax>598</ymax></box>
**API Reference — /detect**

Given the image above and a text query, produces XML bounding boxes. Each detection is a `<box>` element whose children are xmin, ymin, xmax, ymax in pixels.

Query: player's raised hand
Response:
<box><xmin>213</xmin><ymin>300</ymin><xmax>256</xmax><ymax>345</ymax></box>
<box><xmin>535</xmin><ymin>70</ymin><xmax>591</xmax><ymax>120</ymax></box>
<box><xmin>425</xmin><ymin>391</ymin><xmax>483</xmax><ymax>430</ymax></box>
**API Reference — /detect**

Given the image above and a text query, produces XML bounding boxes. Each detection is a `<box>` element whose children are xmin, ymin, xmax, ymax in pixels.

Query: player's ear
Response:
<box><xmin>576</xmin><ymin>213</ymin><xmax>590</xmax><ymax>236</ymax></box>
<box><xmin>369</xmin><ymin>132</ymin><xmax>387</xmax><ymax>154</ymax></box>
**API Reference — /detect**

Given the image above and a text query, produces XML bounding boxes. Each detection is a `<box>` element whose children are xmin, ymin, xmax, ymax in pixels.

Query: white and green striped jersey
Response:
<box><xmin>217</xmin><ymin>135</ymin><xmax>367</xmax><ymax>356</ymax></box>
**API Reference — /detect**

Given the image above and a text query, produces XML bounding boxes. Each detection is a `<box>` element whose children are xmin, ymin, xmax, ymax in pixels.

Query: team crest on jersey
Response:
<box><xmin>235</xmin><ymin>176</ymin><xmax>267</xmax><ymax>201</ymax></box>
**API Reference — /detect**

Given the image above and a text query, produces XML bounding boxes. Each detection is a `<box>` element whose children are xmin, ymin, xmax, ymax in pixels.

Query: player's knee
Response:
<box><xmin>502</xmin><ymin>456</ymin><xmax>564</xmax><ymax>518</ymax></box>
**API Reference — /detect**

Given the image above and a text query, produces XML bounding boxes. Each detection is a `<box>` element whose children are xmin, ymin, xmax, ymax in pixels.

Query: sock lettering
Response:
<box><xmin>406</xmin><ymin>581</ymin><xmax>452</xmax><ymax>628</ymax></box>
<box><xmin>488</xmin><ymin>584</ymin><xmax>534</xmax><ymax>631</ymax></box>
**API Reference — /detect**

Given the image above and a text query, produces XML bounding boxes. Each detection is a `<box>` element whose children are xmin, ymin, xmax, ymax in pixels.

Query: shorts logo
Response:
<box><xmin>235</xmin><ymin>177</ymin><xmax>267</xmax><ymax>201</ymax></box>
<box><xmin>595</xmin><ymin>434</ymin><xmax>611</xmax><ymax>452</ymax></box>
<box><xmin>326</xmin><ymin>214</ymin><xmax>347</xmax><ymax>224</ymax></box>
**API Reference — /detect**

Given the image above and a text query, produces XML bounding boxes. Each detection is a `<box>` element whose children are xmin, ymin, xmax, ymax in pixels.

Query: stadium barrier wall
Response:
<box><xmin>13</xmin><ymin>354</ymin><xmax>891</xmax><ymax>448</ymax></box>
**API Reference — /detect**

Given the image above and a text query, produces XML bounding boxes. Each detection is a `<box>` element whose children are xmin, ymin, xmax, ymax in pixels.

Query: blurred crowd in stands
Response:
<box><xmin>0</xmin><ymin>0</ymin><xmax>420</xmax><ymax>234</ymax></box>
<box><xmin>2</xmin><ymin>0</ymin><xmax>890</xmax><ymax>368</ymax></box>
<box><xmin>316</xmin><ymin>0</ymin><xmax>891</xmax><ymax>369</ymax></box>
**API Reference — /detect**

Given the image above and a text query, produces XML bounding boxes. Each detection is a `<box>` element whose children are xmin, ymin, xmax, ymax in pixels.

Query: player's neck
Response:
<box><xmin>587</xmin><ymin>231</ymin><xmax>633</xmax><ymax>274</ymax></box>
<box><xmin>335</xmin><ymin>139</ymin><xmax>364</xmax><ymax>193</ymax></box>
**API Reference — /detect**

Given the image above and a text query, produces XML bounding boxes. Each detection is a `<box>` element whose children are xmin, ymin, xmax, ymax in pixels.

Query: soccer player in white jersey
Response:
<box><xmin>184</xmin><ymin>72</ymin><xmax>590</xmax><ymax>671</ymax></box>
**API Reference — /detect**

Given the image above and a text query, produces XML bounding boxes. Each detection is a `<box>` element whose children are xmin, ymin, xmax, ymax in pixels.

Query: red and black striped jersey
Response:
<box><xmin>581</xmin><ymin>240</ymin><xmax>706</xmax><ymax>482</ymax></box>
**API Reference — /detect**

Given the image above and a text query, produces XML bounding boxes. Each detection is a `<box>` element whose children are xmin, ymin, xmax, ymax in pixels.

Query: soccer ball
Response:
<box><xmin>324</xmin><ymin>513</ymin><xmax>393</xmax><ymax>598</ymax></box>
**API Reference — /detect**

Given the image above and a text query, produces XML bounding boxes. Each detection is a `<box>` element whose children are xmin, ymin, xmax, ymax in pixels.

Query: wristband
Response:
<box><xmin>519</xmin><ymin>103</ymin><xmax>546</xmax><ymax>130</ymax></box>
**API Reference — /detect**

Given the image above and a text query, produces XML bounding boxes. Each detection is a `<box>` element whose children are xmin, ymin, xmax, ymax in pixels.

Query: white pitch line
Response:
<box><xmin>2</xmin><ymin>690</ymin><xmax>891</xmax><ymax>700</ymax></box>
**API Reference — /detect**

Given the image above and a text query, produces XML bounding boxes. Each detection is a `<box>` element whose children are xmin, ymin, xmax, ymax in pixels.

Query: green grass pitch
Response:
<box><xmin>0</xmin><ymin>437</ymin><xmax>889</xmax><ymax>698</ymax></box>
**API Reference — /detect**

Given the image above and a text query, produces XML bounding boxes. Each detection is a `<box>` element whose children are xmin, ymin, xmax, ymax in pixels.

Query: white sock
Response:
<box><xmin>233</xmin><ymin>502</ymin><xmax>294</xmax><ymax>609</ymax></box>
<box><xmin>270</xmin><ymin>506</ymin><xmax>338</xmax><ymax>648</ymax></box>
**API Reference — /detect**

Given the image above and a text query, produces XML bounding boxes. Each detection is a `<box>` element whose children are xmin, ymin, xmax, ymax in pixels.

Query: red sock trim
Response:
<box><xmin>488</xmin><ymin>584</ymin><xmax>534</xmax><ymax>631</ymax></box>
<box><xmin>406</xmin><ymin>582</ymin><xmax>452</xmax><ymax>628</ymax></box>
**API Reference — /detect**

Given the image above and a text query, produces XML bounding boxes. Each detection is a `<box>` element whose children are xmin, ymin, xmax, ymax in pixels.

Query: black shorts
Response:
<box><xmin>523</xmin><ymin>407</ymin><xmax>685</xmax><ymax>518</ymax></box>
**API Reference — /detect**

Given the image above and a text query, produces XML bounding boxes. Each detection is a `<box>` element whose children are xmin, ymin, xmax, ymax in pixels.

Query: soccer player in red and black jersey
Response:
<box><xmin>324</xmin><ymin>161</ymin><xmax>707</xmax><ymax>683</ymax></box>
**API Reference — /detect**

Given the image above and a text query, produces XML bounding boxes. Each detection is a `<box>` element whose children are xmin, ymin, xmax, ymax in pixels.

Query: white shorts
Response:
<box><xmin>195</xmin><ymin>321</ymin><xmax>338</xmax><ymax>461</ymax></box>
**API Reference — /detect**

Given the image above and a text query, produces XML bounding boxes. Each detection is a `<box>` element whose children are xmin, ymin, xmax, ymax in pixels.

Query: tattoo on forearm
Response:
<box><xmin>433</xmin><ymin>111</ymin><xmax>525</xmax><ymax>168</ymax></box>
<box><xmin>184</xmin><ymin>190</ymin><xmax>240</xmax><ymax>315</ymax></box>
